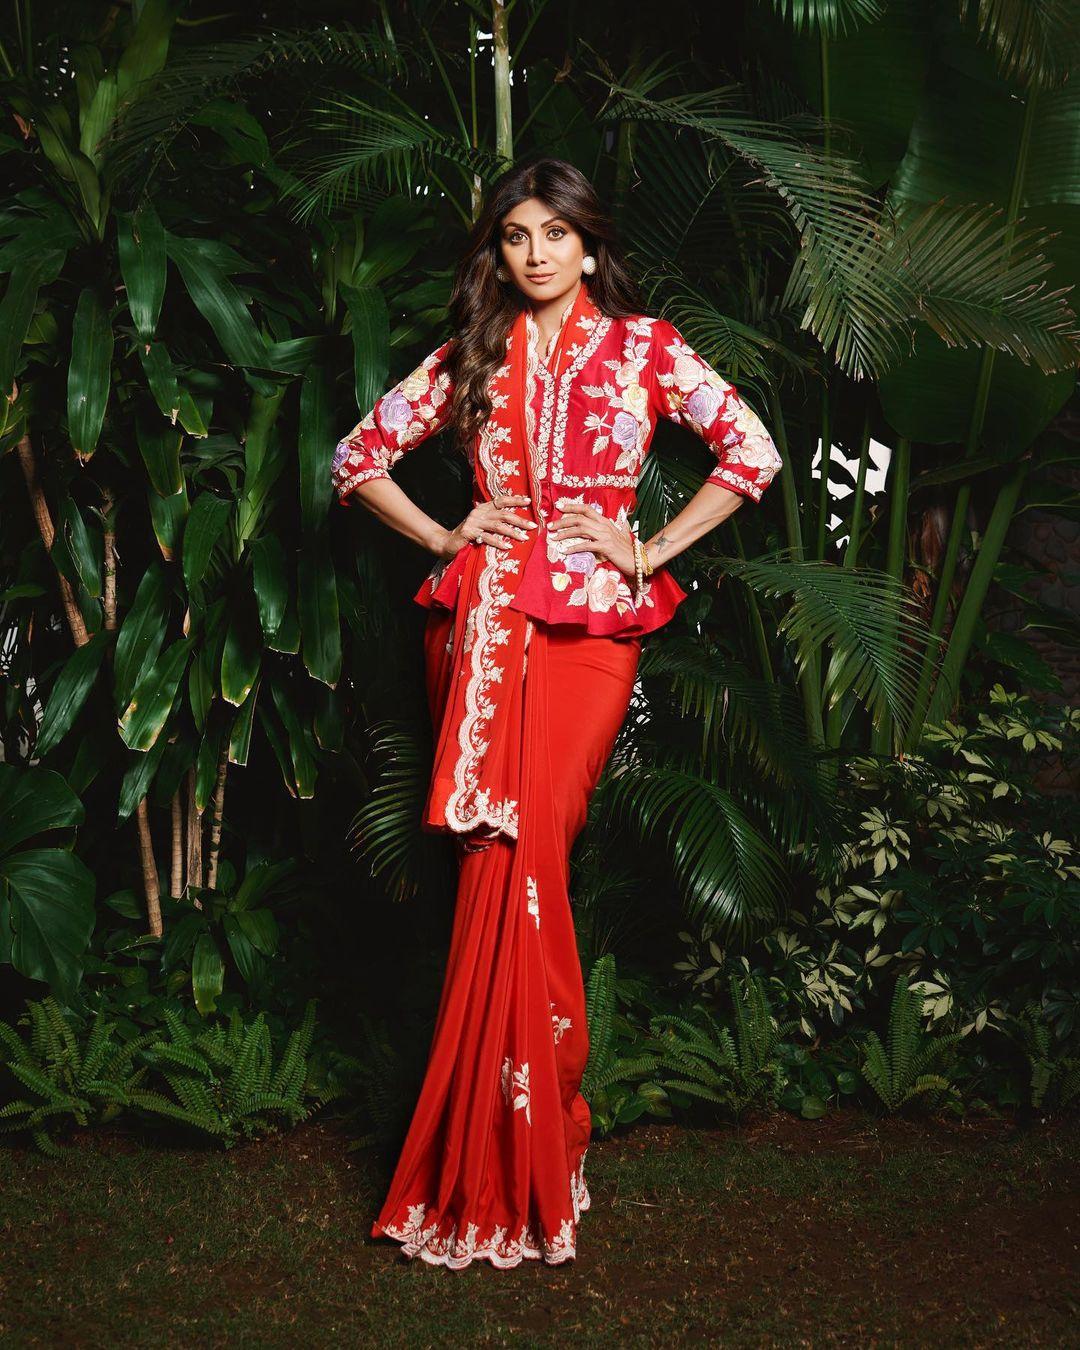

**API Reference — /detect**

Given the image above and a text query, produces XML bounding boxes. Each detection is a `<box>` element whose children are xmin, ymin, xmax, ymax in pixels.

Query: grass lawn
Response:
<box><xmin>1</xmin><ymin>1110</ymin><xmax>1076</xmax><ymax>1347</ymax></box>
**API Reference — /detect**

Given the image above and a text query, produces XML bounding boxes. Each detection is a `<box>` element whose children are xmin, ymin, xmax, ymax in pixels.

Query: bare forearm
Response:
<box><xmin>347</xmin><ymin>477</ymin><xmax>450</xmax><ymax>557</ymax></box>
<box><xmin>643</xmin><ymin>481</ymin><xmax>746</xmax><ymax>571</ymax></box>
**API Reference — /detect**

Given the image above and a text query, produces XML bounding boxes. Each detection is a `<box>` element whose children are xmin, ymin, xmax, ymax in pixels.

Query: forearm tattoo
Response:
<box><xmin>651</xmin><ymin>531</ymin><xmax>673</xmax><ymax>557</ymax></box>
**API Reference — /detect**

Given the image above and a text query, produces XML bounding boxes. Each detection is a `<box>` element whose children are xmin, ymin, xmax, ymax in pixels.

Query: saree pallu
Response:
<box><xmin>370</xmin><ymin>597</ymin><xmax>640</xmax><ymax>1269</ymax></box>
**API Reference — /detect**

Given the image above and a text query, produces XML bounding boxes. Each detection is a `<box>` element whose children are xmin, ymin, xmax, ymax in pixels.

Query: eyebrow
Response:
<box><xmin>501</xmin><ymin>216</ymin><xmax>567</xmax><ymax>231</ymax></box>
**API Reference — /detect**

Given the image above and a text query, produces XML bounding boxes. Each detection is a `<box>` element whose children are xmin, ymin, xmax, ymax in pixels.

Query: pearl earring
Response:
<box><xmin>495</xmin><ymin>264</ymin><xmax>508</xmax><ymax>281</ymax></box>
<box><xmin>581</xmin><ymin>254</ymin><xmax>597</xmax><ymax>275</ymax></box>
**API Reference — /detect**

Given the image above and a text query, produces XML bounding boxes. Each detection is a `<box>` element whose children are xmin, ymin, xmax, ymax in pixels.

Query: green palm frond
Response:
<box><xmin>605</xmin><ymin>763</ymin><xmax>789</xmax><ymax>935</ymax></box>
<box><xmin>348</xmin><ymin>717</ymin><xmax>441</xmax><ymax>902</ymax></box>
<box><xmin>105</xmin><ymin>25</ymin><xmax>407</xmax><ymax>188</ymax></box>
<box><xmin>716</xmin><ymin>550</ymin><xmax>937</xmax><ymax>734</ymax></box>
<box><xmin>599</xmin><ymin>83</ymin><xmax>910</xmax><ymax>378</ymax></box>
<box><xmin>770</xmin><ymin>0</ymin><xmax>886</xmax><ymax>36</ymax></box>
<box><xmin>285</xmin><ymin>98</ymin><xmax>505</xmax><ymax>222</ymax></box>
<box><xmin>885</xmin><ymin>199</ymin><xmax>1080</xmax><ymax>374</ymax></box>
<box><xmin>960</xmin><ymin>0</ymin><xmax>1080</xmax><ymax>88</ymax></box>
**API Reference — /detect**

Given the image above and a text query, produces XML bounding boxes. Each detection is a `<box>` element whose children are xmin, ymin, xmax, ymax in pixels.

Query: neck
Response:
<box><xmin>529</xmin><ymin>278</ymin><xmax>583</xmax><ymax>349</ymax></box>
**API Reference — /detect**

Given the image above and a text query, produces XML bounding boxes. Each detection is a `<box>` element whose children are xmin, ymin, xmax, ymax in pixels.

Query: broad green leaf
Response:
<box><xmin>250</xmin><ymin>535</ymin><xmax>288</xmax><ymax>640</ymax></box>
<box><xmin>228</xmin><ymin>676</ymin><xmax>260</xmax><ymax>768</ymax></box>
<box><xmin>269</xmin><ymin>675</ymin><xmax>316</xmax><ymax>799</ymax></box>
<box><xmin>341</xmin><ymin>282</ymin><xmax>390</xmax><ymax>417</ymax></box>
<box><xmin>57</xmin><ymin>495</ymin><xmax>103</xmax><ymax>599</ymax></box>
<box><xmin>165</xmin><ymin>234</ymin><xmax>274</xmax><ymax>394</ymax></box>
<box><xmin>116</xmin><ymin>733</ymin><xmax>170</xmax><ymax>822</ymax></box>
<box><xmin>67</xmin><ymin>287</ymin><xmax>114</xmax><ymax>459</ymax></box>
<box><xmin>139</xmin><ymin>341</ymin><xmax>180</xmax><ymax>418</ymax></box>
<box><xmin>147</xmin><ymin>477</ymin><xmax>188</xmax><ymax>561</ymax></box>
<box><xmin>234</xmin><ymin>908</ymin><xmax>278</xmax><ymax>956</ymax></box>
<box><xmin>221</xmin><ymin>912</ymin><xmax>262</xmax><ymax>984</ymax></box>
<box><xmin>195</xmin><ymin>716</ymin><xmax>227</xmax><ymax>812</ymax></box>
<box><xmin>114</xmin><ymin>563</ymin><xmax>168</xmax><ymax>713</ymax></box>
<box><xmin>298</xmin><ymin>530</ymin><xmax>342</xmax><ymax>688</ymax></box>
<box><xmin>119</xmin><ymin>203</ymin><xmax>167</xmax><ymax>344</ymax></box>
<box><xmin>135</xmin><ymin>412</ymin><xmax>183</xmax><ymax>496</ymax></box>
<box><xmin>0</xmin><ymin>849</ymin><xmax>95</xmax><ymax>1002</ymax></box>
<box><xmin>117</xmin><ymin>0</ymin><xmax>180</xmax><ymax>97</ymax></box>
<box><xmin>182</xmin><ymin>492</ymin><xmax>233</xmax><ymax>593</ymax></box>
<box><xmin>221</xmin><ymin>592</ymin><xmax>262</xmax><ymax>707</ymax></box>
<box><xmin>0</xmin><ymin>763</ymin><xmax>85</xmax><ymax>854</ymax></box>
<box><xmin>36</xmin><ymin>630</ymin><xmax>112</xmax><ymax>758</ymax></box>
<box><xmin>191</xmin><ymin>930</ymin><xmax>225</xmax><ymax>1013</ymax></box>
<box><xmin>0</xmin><ymin>254</ymin><xmax>64</xmax><ymax>396</ymax></box>
<box><xmin>79</xmin><ymin>72</ymin><xmax>117</xmax><ymax>166</ymax></box>
<box><xmin>118</xmin><ymin>635</ymin><xmax>193</xmax><ymax>750</ymax></box>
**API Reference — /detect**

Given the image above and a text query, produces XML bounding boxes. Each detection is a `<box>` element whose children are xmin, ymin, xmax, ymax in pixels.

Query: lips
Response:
<box><xmin>526</xmin><ymin>273</ymin><xmax>554</xmax><ymax>282</ymax></box>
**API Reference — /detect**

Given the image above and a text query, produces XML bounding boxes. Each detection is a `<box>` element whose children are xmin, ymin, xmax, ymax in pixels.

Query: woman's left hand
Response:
<box><xmin>547</xmin><ymin>502</ymin><xmax>637</xmax><ymax>579</ymax></box>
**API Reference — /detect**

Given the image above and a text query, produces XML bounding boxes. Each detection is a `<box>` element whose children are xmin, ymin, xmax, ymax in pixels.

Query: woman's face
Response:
<box><xmin>497</xmin><ymin>196</ymin><xmax>586</xmax><ymax>304</ymax></box>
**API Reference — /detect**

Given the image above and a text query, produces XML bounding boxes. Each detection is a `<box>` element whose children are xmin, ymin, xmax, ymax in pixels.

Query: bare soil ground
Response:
<box><xmin>1</xmin><ymin>1109</ymin><xmax>1077</xmax><ymax>1347</ymax></box>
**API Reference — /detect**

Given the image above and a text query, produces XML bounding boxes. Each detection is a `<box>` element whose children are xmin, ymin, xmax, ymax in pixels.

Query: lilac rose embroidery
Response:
<box><xmin>685</xmin><ymin>384</ymin><xmax>723</xmax><ymax>428</ymax></box>
<box><xmin>380</xmin><ymin>389</ymin><xmax>414</xmax><ymax>438</ymax></box>
<box><xmin>565</xmin><ymin>551</ymin><xmax>597</xmax><ymax>575</ymax></box>
<box><xmin>612</xmin><ymin>409</ymin><xmax>639</xmax><ymax>452</ymax></box>
<box><xmin>331</xmin><ymin>440</ymin><xmax>352</xmax><ymax>474</ymax></box>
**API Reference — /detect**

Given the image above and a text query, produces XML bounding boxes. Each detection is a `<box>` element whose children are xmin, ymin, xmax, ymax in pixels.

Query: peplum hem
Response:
<box><xmin>413</xmin><ymin>542</ymin><xmax>688</xmax><ymax>638</ymax></box>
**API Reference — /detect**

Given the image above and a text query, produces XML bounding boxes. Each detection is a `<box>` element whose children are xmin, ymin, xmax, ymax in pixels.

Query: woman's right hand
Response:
<box><xmin>436</xmin><ymin>494</ymin><xmax>537</xmax><ymax>559</ymax></box>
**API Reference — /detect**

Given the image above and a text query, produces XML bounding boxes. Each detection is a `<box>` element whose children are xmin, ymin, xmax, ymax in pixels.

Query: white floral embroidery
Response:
<box><xmin>500</xmin><ymin>1057</ymin><xmax>531</xmax><ymax>1123</ymax></box>
<box><xmin>375</xmin><ymin>1153</ymin><xmax>591</xmax><ymax>1269</ymax></box>
<box><xmin>551</xmin><ymin>1001</ymin><xmax>572</xmax><ymax>1043</ymax></box>
<box><xmin>527</xmin><ymin>875</ymin><xmax>540</xmax><ymax>928</ymax></box>
<box><xmin>655</xmin><ymin>326</ymin><xmax>783</xmax><ymax>494</ymax></box>
<box><xmin>332</xmin><ymin>341</ymin><xmax>454</xmax><ymax>500</ymax></box>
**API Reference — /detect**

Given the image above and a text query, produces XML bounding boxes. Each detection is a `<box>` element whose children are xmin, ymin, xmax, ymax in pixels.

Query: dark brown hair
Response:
<box><xmin>444</xmin><ymin>156</ymin><xmax>644</xmax><ymax>452</ymax></box>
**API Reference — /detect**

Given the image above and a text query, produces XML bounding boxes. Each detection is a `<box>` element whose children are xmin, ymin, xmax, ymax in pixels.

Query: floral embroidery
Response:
<box><xmin>527</xmin><ymin>875</ymin><xmax>540</xmax><ymax>928</ymax></box>
<box><xmin>551</xmin><ymin>1001</ymin><xmax>572</xmax><ymax>1043</ymax></box>
<box><xmin>331</xmin><ymin>340</ymin><xmax>454</xmax><ymax>500</ymax></box>
<box><xmin>546</xmin><ymin>496</ymin><xmax>654</xmax><ymax>617</ymax></box>
<box><xmin>337</xmin><ymin>287</ymin><xmax>782</xmax><ymax>648</ymax></box>
<box><xmin>375</xmin><ymin>1153</ymin><xmax>591</xmax><ymax>1270</ymax></box>
<box><xmin>500</xmin><ymin>1056</ymin><xmax>531</xmax><ymax>1123</ymax></box>
<box><xmin>654</xmin><ymin>323</ymin><xmax>783</xmax><ymax>500</ymax></box>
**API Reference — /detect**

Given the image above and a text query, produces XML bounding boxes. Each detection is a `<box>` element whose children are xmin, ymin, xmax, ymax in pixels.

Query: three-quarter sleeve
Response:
<box><xmin>649</xmin><ymin>318</ymin><xmax>782</xmax><ymax>503</ymax></box>
<box><xmin>331</xmin><ymin>337</ymin><xmax>456</xmax><ymax>504</ymax></box>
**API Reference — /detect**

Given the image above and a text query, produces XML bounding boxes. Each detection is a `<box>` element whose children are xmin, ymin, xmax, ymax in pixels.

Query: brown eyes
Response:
<box><xmin>506</xmin><ymin>227</ymin><xmax>567</xmax><ymax>243</ymax></box>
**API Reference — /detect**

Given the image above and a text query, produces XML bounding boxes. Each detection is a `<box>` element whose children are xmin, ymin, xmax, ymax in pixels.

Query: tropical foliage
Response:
<box><xmin>1</xmin><ymin>1</ymin><xmax>1077</xmax><ymax>1145</ymax></box>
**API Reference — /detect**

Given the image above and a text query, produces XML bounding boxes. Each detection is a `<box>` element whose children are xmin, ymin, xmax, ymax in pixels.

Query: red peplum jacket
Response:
<box><xmin>331</xmin><ymin>287</ymin><xmax>783</xmax><ymax>638</ymax></box>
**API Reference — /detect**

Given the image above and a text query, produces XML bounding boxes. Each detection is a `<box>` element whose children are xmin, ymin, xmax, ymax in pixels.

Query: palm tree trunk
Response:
<box><xmin>768</xmin><ymin>384</ymin><xmax>824</xmax><ymax>748</ymax></box>
<box><xmin>185</xmin><ymin>766</ymin><xmax>203</xmax><ymax>906</ymax></box>
<box><xmin>906</xmin><ymin>87</ymin><xmax>1039</xmax><ymax>747</ymax></box>
<box><xmin>873</xmin><ymin>437</ymin><xmax>911</xmax><ymax>753</ymax></box>
<box><xmin>206</xmin><ymin>739</ymin><xmax>229</xmax><ymax>890</ymax></box>
<box><xmin>824</xmin><ymin>408</ymin><xmax>871</xmax><ymax>747</ymax></box>
<box><xmin>14</xmin><ymin>411</ymin><xmax>88</xmax><ymax>647</ymax></box>
<box><xmin>136</xmin><ymin>798</ymin><xmax>163</xmax><ymax>937</ymax></box>
<box><xmin>170</xmin><ymin>789</ymin><xmax>184</xmax><ymax>898</ymax></box>
<box><xmin>492</xmin><ymin>0</ymin><xmax>512</xmax><ymax>163</ymax></box>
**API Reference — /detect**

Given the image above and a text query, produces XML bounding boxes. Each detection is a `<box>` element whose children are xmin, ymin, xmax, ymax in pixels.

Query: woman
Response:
<box><xmin>331</xmin><ymin>157</ymin><xmax>783</xmax><ymax>1270</ymax></box>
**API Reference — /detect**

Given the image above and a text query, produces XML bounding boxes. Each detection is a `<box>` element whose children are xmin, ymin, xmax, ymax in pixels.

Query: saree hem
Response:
<box><xmin>371</xmin><ymin>1152</ymin><xmax>591</xmax><ymax>1271</ymax></box>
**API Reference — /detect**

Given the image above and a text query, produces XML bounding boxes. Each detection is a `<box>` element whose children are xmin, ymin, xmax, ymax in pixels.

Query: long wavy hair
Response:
<box><xmin>444</xmin><ymin>156</ymin><xmax>644</xmax><ymax>452</ymax></box>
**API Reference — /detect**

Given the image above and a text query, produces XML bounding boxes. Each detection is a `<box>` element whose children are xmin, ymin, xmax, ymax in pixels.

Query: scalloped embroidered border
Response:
<box><xmin>442</xmin><ymin>351</ymin><xmax>521</xmax><ymax>839</ymax></box>
<box><xmin>376</xmin><ymin>1151</ymin><xmax>591</xmax><ymax>1270</ymax></box>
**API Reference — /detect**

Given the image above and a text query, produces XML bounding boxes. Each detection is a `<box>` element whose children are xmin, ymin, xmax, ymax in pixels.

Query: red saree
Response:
<box><xmin>370</xmin><ymin>286</ymin><xmax>641</xmax><ymax>1268</ymax></box>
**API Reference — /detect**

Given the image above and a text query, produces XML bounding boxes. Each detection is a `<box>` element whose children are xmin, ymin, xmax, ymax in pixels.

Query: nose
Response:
<box><xmin>527</xmin><ymin>234</ymin><xmax>546</xmax><ymax>265</ymax></box>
